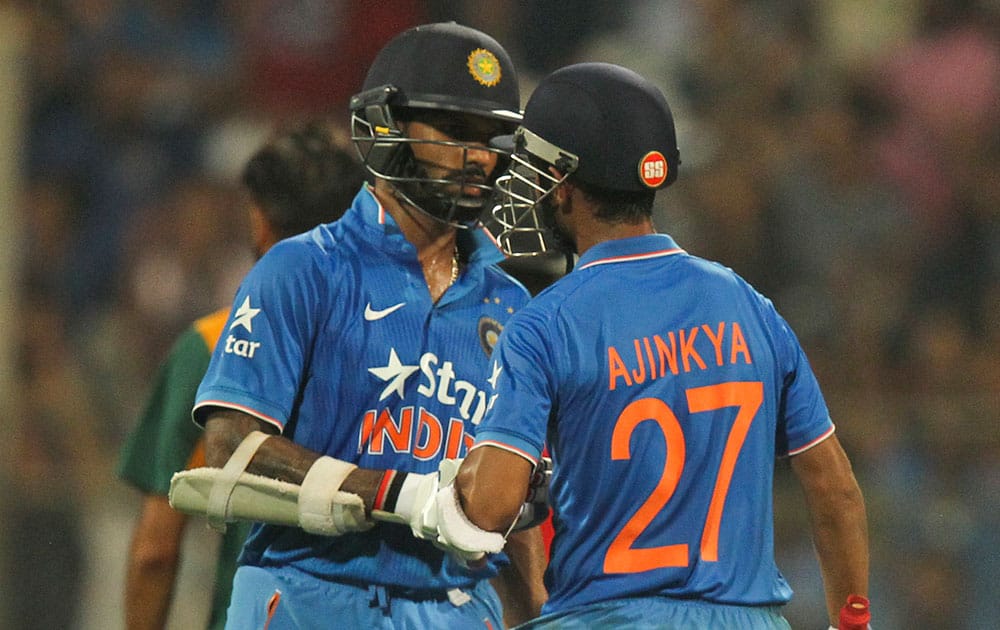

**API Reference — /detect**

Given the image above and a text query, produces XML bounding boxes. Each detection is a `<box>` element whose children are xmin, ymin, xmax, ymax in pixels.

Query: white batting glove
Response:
<box><xmin>433</xmin><ymin>483</ymin><xmax>506</xmax><ymax>563</ymax></box>
<box><xmin>370</xmin><ymin>458</ymin><xmax>459</xmax><ymax>538</ymax></box>
<box><xmin>371</xmin><ymin>459</ymin><xmax>504</xmax><ymax>564</ymax></box>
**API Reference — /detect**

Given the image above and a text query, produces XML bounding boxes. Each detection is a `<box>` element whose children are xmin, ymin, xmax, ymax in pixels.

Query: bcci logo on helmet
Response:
<box><xmin>467</xmin><ymin>48</ymin><xmax>501</xmax><ymax>86</ymax></box>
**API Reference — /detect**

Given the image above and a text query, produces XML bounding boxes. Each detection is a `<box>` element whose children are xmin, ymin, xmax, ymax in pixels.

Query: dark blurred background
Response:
<box><xmin>0</xmin><ymin>1</ymin><xmax>997</xmax><ymax>628</ymax></box>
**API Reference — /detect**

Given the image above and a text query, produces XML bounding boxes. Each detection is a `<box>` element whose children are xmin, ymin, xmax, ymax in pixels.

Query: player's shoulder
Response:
<box><xmin>503</xmin><ymin>273</ymin><xmax>576</xmax><ymax>334</ymax></box>
<box><xmin>253</xmin><ymin>222</ymin><xmax>356</xmax><ymax>282</ymax></box>
<box><xmin>678</xmin><ymin>250</ymin><xmax>745</xmax><ymax>282</ymax></box>
<box><xmin>683</xmin><ymin>252</ymin><xmax>776</xmax><ymax>306</ymax></box>
<box><xmin>271</xmin><ymin>221</ymin><xmax>342</xmax><ymax>258</ymax></box>
<box><xmin>681</xmin><ymin>253</ymin><xmax>798</xmax><ymax>347</ymax></box>
<box><xmin>529</xmin><ymin>262</ymin><xmax>593</xmax><ymax>307</ymax></box>
<box><xmin>482</xmin><ymin>263</ymin><xmax>532</xmax><ymax>302</ymax></box>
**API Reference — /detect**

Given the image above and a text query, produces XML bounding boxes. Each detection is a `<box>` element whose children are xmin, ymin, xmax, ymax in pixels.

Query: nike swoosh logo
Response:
<box><xmin>364</xmin><ymin>302</ymin><xmax>407</xmax><ymax>321</ymax></box>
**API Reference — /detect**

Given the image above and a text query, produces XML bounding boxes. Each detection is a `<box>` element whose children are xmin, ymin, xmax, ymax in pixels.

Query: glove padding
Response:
<box><xmin>433</xmin><ymin>484</ymin><xmax>506</xmax><ymax>561</ymax></box>
<box><xmin>412</xmin><ymin>458</ymin><xmax>463</xmax><ymax>541</ymax></box>
<box><xmin>298</xmin><ymin>456</ymin><xmax>375</xmax><ymax>536</ymax></box>
<box><xmin>169</xmin><ymin>459</ymin><xmax>374</xmax><ymax>537</ymax></box>
<box><xmin>170</xmin><ymin>467</ymin><xmax>301</xmax><ymax>527</ymax></box>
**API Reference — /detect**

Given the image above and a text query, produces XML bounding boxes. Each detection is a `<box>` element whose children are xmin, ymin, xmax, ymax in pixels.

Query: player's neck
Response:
<box><xmin>574</xmin><ymin>216</ymin><xmax>655</xmax><ymax>257</ymax></box>
<box><xmin>374</xmin><ymin>183</ymin><xmax>455</xmax><ymax>250</ymax></box>
<box><xmin>375</xmin><ymin>182</ymin><xmax>459</xmax><ymax>302</ymax></box>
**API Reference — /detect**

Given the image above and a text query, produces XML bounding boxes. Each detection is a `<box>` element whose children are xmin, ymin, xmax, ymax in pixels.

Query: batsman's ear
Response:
<box><xmin>552</xmin><ymin>173</ymin><xmax>575</xmax><ymax>206</ymax></box>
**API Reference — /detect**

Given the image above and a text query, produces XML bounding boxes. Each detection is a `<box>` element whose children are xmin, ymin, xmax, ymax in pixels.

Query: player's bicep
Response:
<box><xmin>789</xmin><ymin>433</ymin><xmax>856</xmax><ymax>502</ymax></box>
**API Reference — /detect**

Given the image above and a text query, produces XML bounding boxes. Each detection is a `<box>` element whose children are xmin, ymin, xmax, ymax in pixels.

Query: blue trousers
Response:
<box><xmin>226</xmin><ymin>565</ymin><xmax>504</xmax><ymax>629</ymax></box>
<box><xmin>514</xmin><ymin>596</ymin><xmax>791</xmax><ymax>630</ymax></box>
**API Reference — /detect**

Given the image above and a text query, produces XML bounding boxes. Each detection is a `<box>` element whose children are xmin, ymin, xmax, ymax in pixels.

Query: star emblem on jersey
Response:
<box><xmin>364</xmin><ymin>301</ymin><xmax>406</xmax><ymax>321</ymax></box>
<box><xmin>368</xmin><ymin>348</ymin><xmax>419</xmax><ymax>401</ymax></box>
<box><xmin>487</xmin><ymin>361</ymin><xmax>503</xmax><ymax>390</ymax></box>
<box><xmin>229</xmin><ymin>296</ymin><xmax>261</xmax><ymax>332</ymax></box>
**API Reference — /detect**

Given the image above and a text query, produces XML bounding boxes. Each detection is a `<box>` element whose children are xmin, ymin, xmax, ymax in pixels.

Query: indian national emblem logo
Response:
<box><xmin>467</xmin><ymin>48</ymin><xmax>501</xmax><ymax>87</ymax></box>
<box><xmin>478</xmin><ymin>317</ymin><xmax>503</xmax><ymax>356</ymax></box>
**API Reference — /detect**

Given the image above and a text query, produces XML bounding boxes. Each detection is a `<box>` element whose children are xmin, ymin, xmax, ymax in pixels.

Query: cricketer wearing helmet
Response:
<box><xmin>189</xmin><ymin>23</ymin><xmax>546</xmax><ymax>629</ymax></box>
<box><xmin>119</xmin><ymin>120</ymin><xmax>367</xmax><ymax>630</ymax></box>
<box><xmin>435</xmin><ymin>63</ymin><xmax>871</xmax><ymax>629</ymax></box>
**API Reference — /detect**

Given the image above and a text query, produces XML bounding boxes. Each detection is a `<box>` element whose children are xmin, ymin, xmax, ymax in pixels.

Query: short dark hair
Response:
<box><xmin>242</xmin><ymin>120</ymin><xmax>366</xmax><ymax>239</ymax></box>
<box><xmin>571</xmin><ymin>176</ymin><xmax>656</xmax><ymax>224</ymax></box>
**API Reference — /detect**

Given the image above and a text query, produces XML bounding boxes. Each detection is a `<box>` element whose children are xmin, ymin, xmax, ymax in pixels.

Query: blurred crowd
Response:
<box><xmin>1</xmin><ymin>1</ymin><xmax>997</xmax><ymax>628</ymax></box>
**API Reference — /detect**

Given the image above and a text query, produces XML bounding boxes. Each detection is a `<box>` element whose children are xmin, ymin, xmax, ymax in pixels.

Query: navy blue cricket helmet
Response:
<box><xmin>492</xmin><ymin>62</ymin><xmax>681</xmax><ymax>254</ymax></box>
<box><xmin>350</xmin><ymin>22</ymin><xmax>522</xmax><ymax>227</ymax></box>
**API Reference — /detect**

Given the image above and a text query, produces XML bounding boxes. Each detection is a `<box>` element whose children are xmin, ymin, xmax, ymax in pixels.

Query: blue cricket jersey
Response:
<box><xmin>194</xmin><ymin>185</ymin><xmax>530</xmax><ymax>591</ymax></box>
<box><xmin>473</xmin><ymin>233</ymin><xmax>834</xmax><ymax>613</ymax></box>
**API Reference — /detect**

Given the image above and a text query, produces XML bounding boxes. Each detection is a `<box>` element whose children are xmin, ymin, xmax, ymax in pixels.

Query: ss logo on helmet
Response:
<box><xmin>638</xmin><ymin>151</ymin><xmax>668</xmax><ymax>188</ymax></box>
<box><xmin>467</xmin><ymin>48</ymin><xmax>502</xmax><ymax>87</ymax></box>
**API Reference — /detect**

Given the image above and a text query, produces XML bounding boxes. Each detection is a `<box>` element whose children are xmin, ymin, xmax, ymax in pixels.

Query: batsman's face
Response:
<box><xmin>538</xmin><ymin>182</ymin><xmax>576</xmax><ymax>255</ymax></box>
<box><xmin>404</xmin><ymin>112</ymin><xmax>509</xmax><ymax>199</ymax></box>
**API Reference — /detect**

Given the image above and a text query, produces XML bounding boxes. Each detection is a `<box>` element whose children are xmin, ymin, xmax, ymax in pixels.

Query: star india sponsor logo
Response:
<box><xmin>366</xmin><ymin>348</ymin><xmax>493</xmax><ymax>422</ymax></box>
<box><xmin>226</xmin><ymin>296</ymin><xmax>263</xmax><ymax>358</ymax></box>
<box><xmin>360</xmin><ymin>347</ymin><xmax>498</xmax><ymax>460</ymax></box>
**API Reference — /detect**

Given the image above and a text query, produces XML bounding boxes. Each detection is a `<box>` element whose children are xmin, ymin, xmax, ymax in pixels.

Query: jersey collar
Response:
<box><xmin>576</xmin><ymin>233</ymin><xmax>685</xmax><ymax>271</ymax></box>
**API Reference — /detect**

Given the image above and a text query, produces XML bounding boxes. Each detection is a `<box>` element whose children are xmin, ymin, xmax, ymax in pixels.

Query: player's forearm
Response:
<box><xmin>458</xmin><ymin>482</ymin><xmax>524</xmax><ymax>532</ymax></box>
<box><xmin>204</xmin><ymin>410</ymin><xmax>318</xmax><ymax>483</ymax></box>
<box><xmin>791</xmin><ymin>437</ymin><xmax>870</xmax><ymax>624</ymax></box>
<box><xmin>125</xmin><ymin>497</ymin><xmax>186</xmax><ymax>630</ymax></box>
<box><xmin>491</xmin><ymin>527</ymin><xmax>548</xmax><ymax>626</ymax></box>
<box><xmin>791</xmin><ymin>435</ymin><xmax>868</xmax><ymax>626</ymax></box>
<box><xmin>202</xmin><ymin>408</ymin><xmax>390</xmax><ymax>511</ymax></box>
<box><xmin>124</xmin><ymin>565</ymin><xmax>177</xmax><ymax>630</ymax></box>
<box><xmin>810</xmin><ymin>481</ymin><xmax>869</xmax><ymax>624</ymax></box>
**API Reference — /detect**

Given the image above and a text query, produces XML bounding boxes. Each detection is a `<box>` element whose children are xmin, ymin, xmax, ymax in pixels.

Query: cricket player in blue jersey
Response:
<box><xmin>439</xmin><ymin>63</ymin><xmax>871</xmax><ymax>629</ymax></box>
<box><xmin>188</xmin><ymin>23</ymin><xmax>546</xmax><ymax>629</ymax></box>
<box><xmin>120</xmin><ymin>120</ymin><xmax>365</xmax><ymax>630</ymax></box>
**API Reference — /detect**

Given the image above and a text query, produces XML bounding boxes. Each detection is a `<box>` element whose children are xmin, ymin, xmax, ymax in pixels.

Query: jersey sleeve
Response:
<box><xmin>117</xmin><ymin>325</ymin><xmax>213</xmax><ymax>494</ymax></box>
<box><xmin>471</xmin><ymin>308</ymin><xmax>553</xmax><ymax>465</ymax></box>
<box><xmin>193</xmin><ymin>239</ymin><xmax>332</xmax><ymax>431</ymax></box>
<box><xmin>773</xmin><ymin>313</ymin><xmax>835</xmax><ymax>456</ymax></box>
